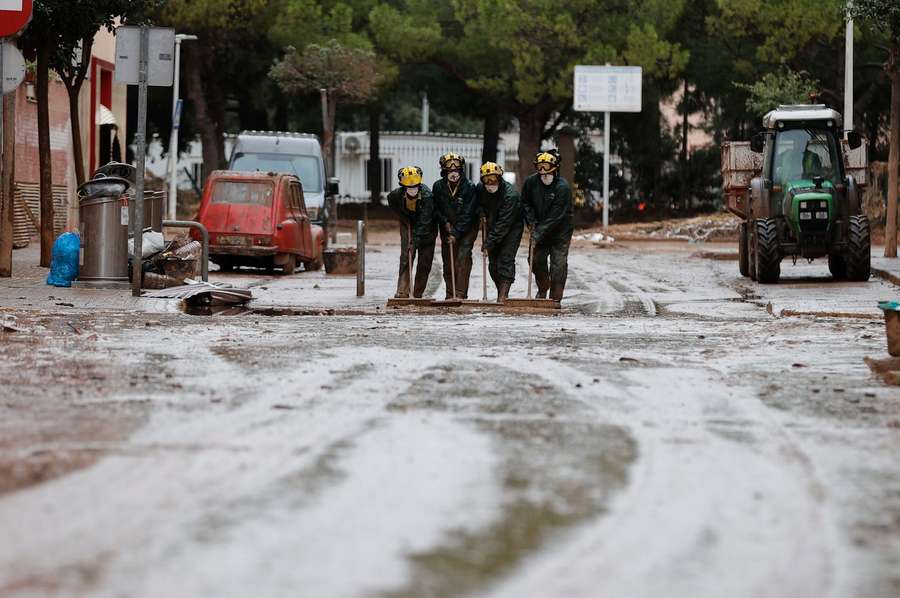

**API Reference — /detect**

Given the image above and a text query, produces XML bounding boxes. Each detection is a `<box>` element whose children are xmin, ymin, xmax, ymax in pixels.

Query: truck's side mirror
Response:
<box><xmin>846</xmin><ymin>131</ymin><xmax>862</xmax><ymax>151</ymax></box>
<box><xmin>327</xmin><ymin>177</ymin><xmax>340</xmax><ymax>197</ymax></box>
<box><xmin>750</xmin><ymin>132</ymin><xmax>765</xmax><ymax>154</ymax></box>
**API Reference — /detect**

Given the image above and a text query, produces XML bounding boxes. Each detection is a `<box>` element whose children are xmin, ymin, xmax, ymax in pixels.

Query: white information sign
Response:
<box><xmin>114</xmin><ymin>27</ymin><xmax>175</xmax><ymax>87</ymax></box>
<box><xmin>574</xmin><ymin>65</ymin><xmax>642</xmax><ymax>113</ymax></box>
<box><xmin>1</xmin><ymin>42</ymin><xmax>26</xmax><ymax>94</ymax></box>
<box><xmin>0</xmin><ymin>0</ymin><xmax>23</xmax><ymax>10</ymax></box>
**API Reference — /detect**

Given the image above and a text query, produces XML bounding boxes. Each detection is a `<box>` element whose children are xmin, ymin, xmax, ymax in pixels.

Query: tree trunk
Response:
<box><xmin>36</xmin><ymin>40</ymin><xmax>54</xmax><ymax>267</ymax></box>
<box><xmin>184</xmin><ymin>46</ymin><xmax>224</xmax><ymax>188</ymax></box>
<box><xmin>0</xmin><ymin>91</ymin><xmax>15</xmax><ymax>277</ymax></box>
<box><xmin>321</xmin><ymin>90</ymin><xmax>337</xmax><ymax>179</ymax></box>
<box><xmin>482</xmin><ymin>110</ymin><xmax>499</xmax><ymax>164</ymax></box>
<box><xmin>368</xmin><ymin>103</ymin><xmax>381</xmax><ymax>205</ymax></box>
<box><xmin>62</xmin><ymin>36</ymin><xmax>92</xmax><ymax>187</ymax></box>
<box><xmin>886</xmin><ymin>40</ymin><xmax>900</xmax><ymax>258</ymax></box>
<box><xmin>516</xmin><ymin>108</ymin><xmax>548</xmax><ymax>186</ymax></box>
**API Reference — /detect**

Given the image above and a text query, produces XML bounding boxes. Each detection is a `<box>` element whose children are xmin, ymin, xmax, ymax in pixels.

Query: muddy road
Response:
<box><xmin>1</xmin><ymin>240</ymin><xmax>899</xmax><ymax>597</ymax></box>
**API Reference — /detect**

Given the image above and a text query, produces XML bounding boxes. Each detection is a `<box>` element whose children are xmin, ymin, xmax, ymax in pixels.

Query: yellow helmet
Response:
<box><xmin>480</xmin><ymin>162</ymin><xmax>504</xmax><ymax>183</ymax></box>
<box><xmin>398</xmin><ymin>166</ymin><xmax>423</xmax><ymax>187</ymax></box>
<box><xmin>534</xmin><ymin>151</ymin><xmax>560</xmax><ymax>174</ymax></box>
<box><xmin>439</xmin><ymin>153</ymin><xmax>464</xmax><ymax>172</ymax></box>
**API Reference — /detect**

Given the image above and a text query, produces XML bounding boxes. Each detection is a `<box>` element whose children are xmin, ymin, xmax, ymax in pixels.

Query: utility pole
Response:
<box><xmin>132</xmin><ymin>26</ymin><xmax>149</xmax><ymax>297</ymax></box>
<box><xmin>845</xmin><ymin>5</ymin><xmax>854</xmax><ymax>130</ymax></box>
<box><xmin>167</xmin><ymin>33</ymin><xmax>197</xmax><ymax>221</ymax></box>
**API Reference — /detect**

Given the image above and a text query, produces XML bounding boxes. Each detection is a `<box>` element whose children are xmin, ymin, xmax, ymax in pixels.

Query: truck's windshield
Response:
<box><xmin>230</xmin><ymin>153</ymin><xmax>322</xmax><ymax>193</ymax></box>
<box><xmin>772</xmin><ymin>128</ymin><xmax>841</xmax><ymax>186</ymax></box>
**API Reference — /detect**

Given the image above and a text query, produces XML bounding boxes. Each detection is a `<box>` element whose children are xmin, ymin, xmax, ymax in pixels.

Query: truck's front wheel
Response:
<box><xmin>754</xmin><ymin>218</ymin><xmax>781</xmax><ymax>284</ymax></box>
<box><xmin>739</xmin><ymin>222</ymin><xmax>750</xmax><ymax>277</ymax></box>
<box><xmin>845</xmin><ymin>215</ymin><xmax>871</xmax><ymax>282</ymax></box>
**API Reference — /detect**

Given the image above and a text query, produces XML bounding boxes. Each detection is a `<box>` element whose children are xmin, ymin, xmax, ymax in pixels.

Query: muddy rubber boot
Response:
<box><xmin>550</xmin><ymin>281</ymin><xmax>564</xmax><ymax>302</ymax></box>
<box><xmin>497</xmin><ymin>280</ymin><xmax>511</xmax><ymax>303</ymax></box>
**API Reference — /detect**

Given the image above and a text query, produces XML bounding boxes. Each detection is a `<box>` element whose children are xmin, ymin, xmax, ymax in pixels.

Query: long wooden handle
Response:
<box><xmin>407</xmin><ymin>221</ymin><xmax>413</xmax><ymax>293</ymax></box>
<box><xmin>481</xmin><ymin>219</ymin><xmax>488</xmax><ymax>302</ymax></box>
<box><xmin>527</xmin><ymin>232</ymin><xmax>533</xmax><ymax>299</ymax></box>
<box><xmin>449</xmin><ymin>234</ymin><xmax>456</xmax><ymax>298</ymax></box>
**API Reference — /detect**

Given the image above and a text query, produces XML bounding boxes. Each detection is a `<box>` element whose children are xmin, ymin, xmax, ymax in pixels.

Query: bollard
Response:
<box><xmin>330</xmin><ymin>196</ymin><xmax>338</xmax><ymax>245</ymax></box>
<box><xmin>357</xmin><ymin>219</ymin><xmax>365</xmax><ymax>297</ymax></box>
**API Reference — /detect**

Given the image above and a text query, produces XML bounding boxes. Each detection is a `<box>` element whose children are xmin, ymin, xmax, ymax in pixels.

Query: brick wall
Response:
<box><xmin>15</xmin><ymin>80</ymin><xmax>71</xmax><ymax>187</ymax></box>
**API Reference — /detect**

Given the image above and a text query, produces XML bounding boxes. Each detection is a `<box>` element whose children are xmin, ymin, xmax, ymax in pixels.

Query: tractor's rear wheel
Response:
<box><xmin>845</xmin><ymin>215</ymin><xmax>871</xmax><ymax>282</ymax></box>
<box><xmin>754</xmin><ymin>218</ymin><xmax>781</xmax><ymax>284</ymax></box>
<box><xmin>828</xmin><ymin>254</ymin><xmax>847</xmax><ymax>280</ymax></box>
<box><xmin>738</xmin><ymin>222</ymin><xmax>750</xmax><ymax>277</ymax></box>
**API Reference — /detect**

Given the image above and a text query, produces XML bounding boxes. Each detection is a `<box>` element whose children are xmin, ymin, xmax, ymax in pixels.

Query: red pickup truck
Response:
<box><xmin>197</xmin><ymin>171</ymin><xmax>325</xmax><ymax>274</ymax></box>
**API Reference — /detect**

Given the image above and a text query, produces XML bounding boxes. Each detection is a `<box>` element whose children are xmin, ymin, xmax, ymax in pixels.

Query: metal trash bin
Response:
<box><xmin>128</xmin><ymin>189</ymin><xmax>165</xmax><ymax>232</ymax></box>
<box><xmin>78</xmin><ymin>176</ymin><xmax>131</xmax><ymax>281</ymax></box>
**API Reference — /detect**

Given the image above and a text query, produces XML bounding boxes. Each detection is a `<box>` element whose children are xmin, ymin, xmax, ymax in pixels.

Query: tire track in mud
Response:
<box><xmin>484</xmin><ymin>357</ymin><xmax>838</xmax><ymax>598</ymax></box>
<box><xmin>381</xmin><ymin>360</ymin><xmax>637</xmax><ymax>598</ymax></box>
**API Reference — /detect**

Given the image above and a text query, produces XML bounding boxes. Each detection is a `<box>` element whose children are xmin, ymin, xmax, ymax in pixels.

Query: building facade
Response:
<box><xmin>12</xmin><ymin>25</ymin><xmax>128</xmax><ymax>247</ymax></box>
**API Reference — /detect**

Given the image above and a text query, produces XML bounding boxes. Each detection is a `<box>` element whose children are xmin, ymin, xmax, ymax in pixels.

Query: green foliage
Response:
<box><xmin>736</xmin><ymin>68</ymin><xmax>821</xmax><ymax>115</ymax></box>
<box><xmin>271</xmin><ymin>39</ymin><xmax>383</xmax><ymax>103</ymax></box>
<box><xmin>161</xmin><ymin>0</ymin><xmax>269</xmax><ymax>32</ymax></box>
<box><xmin>848</xmin><ymin>0</ymin><xmax>900</xmax><ymax>38</ymax></box>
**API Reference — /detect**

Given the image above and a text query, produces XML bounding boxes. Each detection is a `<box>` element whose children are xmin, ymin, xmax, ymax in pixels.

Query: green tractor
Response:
<box><xmin>723</xmin><ymin>105</ymin><xmax>869</xmax><ymax>283</ymax></box>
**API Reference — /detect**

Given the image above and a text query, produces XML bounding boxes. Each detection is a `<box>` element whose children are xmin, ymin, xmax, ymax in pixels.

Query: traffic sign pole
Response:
<box><xmin>603</xmin><ymin>110</ymin><xmax>610</xmax><ymax>230</ymax></box>
<box><xmin>574</xmin><ymin>64</ymin><xmax>643</xmax><ymax>231</ymax></box>
<box><xmin>132</xmin><ymin>26</ymin><xmax>149</xmax><ymax>297</ymax></box>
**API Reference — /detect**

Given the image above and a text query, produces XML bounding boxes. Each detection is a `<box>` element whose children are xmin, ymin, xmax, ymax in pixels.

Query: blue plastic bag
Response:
<box><xmin>46</xmin><ymin>232</ymin><xmax>81</xmax><ymax>287</ymax></box>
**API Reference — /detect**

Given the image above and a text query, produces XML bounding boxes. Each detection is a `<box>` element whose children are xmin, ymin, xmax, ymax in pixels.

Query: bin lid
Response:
<box><xmin>78</xmin><ymin>176</ymin><xmax>131</xmax><ymax>201</ymax></box>
<box><xmin>93</xmin><ymin>162</ymin><xmax>136</xmax><ymax>182</ymax></box>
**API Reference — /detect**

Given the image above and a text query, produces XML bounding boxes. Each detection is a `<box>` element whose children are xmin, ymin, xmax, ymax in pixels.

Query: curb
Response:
<box><xmin>872</xmin><ymin>267</ymin><xmax>900</xmax><ymax>288</ymax></box>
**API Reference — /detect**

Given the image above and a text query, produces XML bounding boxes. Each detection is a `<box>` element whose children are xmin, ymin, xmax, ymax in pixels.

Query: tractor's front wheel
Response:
<box><xmin>738</xmin><ymin>222</ymin><xmax>750</xmax><ymax>277</ymax></box>
<box><xmin>754</xmin><ymin>218</ymin><xmax>781</xmax><ymax>284</ymax></box>
<box><xmin>845</xmin><ymin>215</ymin><xmax>871</xmax><ymax>282</ymax></box>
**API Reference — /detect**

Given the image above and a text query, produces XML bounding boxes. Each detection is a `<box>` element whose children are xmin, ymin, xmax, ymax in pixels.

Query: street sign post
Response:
<box><xmin>574</xmin><ymin>65</ymin><xmax>643</xmax><ymax>229</ymax></box>
<box><xmin>0</xmin><ymin>0</ymin><xmax>32</xmax><ymax>37</ymax></box>
<box><xmin>116</xmin><ymin>26</ymin><xmax>175</xmax><ymax>296</ymax></box>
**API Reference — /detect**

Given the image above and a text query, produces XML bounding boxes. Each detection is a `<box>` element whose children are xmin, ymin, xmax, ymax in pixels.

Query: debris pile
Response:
<box><xmin>130</xmin><ymin>234</ymin><xmax>203</xmax><ymax>289</ymax></box>
<box><xmin>606</xmin><ymin>213</ymin><xmax>740</xmax><ymax>242</ymax></box>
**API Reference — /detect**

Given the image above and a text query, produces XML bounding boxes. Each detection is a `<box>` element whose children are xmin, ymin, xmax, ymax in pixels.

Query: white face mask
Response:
<box><xmin>406</xmin><ymin>186</ymin><xmax>420</xmax><ymax>198</ymax></box>
<box><xmin>540</xmin><ymin>174</ymin><xmax>555</xmax><ymax>186</ymax></box>
<box><xmin>447</xmin><ymin>171</ymin><xmax>461</xmax><ymax>183</ymax></box>
<box><xmin>485</xmin><ymin>184</ymin><xmax>500</xmax><ymax>194</ymax></box>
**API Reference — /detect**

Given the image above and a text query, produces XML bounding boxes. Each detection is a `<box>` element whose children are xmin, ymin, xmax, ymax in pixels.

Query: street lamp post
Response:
<box><xmin>167</xmin><ymin>33</ymin><xmax>197</xmax><ymax>221</ymax></box>
<box><xmin>845</xmin><ymin>2</ymin><xmax>854</xmax><ymax>130</ymax></box>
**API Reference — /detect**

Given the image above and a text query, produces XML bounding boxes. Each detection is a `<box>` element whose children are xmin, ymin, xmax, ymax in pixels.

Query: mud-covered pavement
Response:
<box><xmin>2</xmin><ymin>239</ymin><xmax>900</xmax><ymax>598</ymax></box>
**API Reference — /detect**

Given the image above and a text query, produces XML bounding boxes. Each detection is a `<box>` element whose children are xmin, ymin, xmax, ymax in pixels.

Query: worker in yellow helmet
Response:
<box><xmin>433</xmin><ymin>153</ymin><xmax>478</xmax><ymax>299</ymax></box>
<box><xmin>521</xmin><ymin>150</ymin><xmax>574</xmax><ymax>301</ymax></box>
<box><xmin>387</xmin><ymin>166</ymin><xmax>435</xmax><ymax>298</ymax></box>
<box><xmin>464</xmin><ymin>162</ymin><xmax>523</xmax><ymax>301</ymax></box>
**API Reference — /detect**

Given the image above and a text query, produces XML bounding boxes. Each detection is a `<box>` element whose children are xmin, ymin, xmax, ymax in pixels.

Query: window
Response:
<box><xmin>212</xmin><ymin>181</ymin><xmax>274</xmax><ymax>206</ymax></box>
<box><xmin>365</xmin><ymin>158</ymin><xmax>393</xmax><ymax>193</ymax></box>
<box><xmin>230</xmin><ymin>153</ymin><xmax>323</xmax><ymax>193</ymax></box>
<box><xmin>772</xmin><ymin>128</ymin><xmax>841</xmax><ymax>186</ymax></box>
